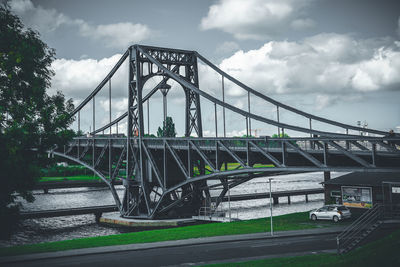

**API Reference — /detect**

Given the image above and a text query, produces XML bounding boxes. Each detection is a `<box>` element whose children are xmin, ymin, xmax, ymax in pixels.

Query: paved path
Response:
<box><xmin>0</xmin><ymin>227</ymin><xmax>344</xmax><ymax>267</ymax></box>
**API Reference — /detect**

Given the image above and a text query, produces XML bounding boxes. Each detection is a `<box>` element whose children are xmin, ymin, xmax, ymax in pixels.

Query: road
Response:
<box><xmin>5</xmin><ymin>233</ymin><xmax>337</xmax><ymax>267</ymax></box>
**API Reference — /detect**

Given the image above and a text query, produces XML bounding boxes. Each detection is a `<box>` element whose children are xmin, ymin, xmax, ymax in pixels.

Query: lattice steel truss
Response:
<box><xmin>52</xmin><ymin>45</ymin><xmax>400</xmax><ymax>219</ymax></box>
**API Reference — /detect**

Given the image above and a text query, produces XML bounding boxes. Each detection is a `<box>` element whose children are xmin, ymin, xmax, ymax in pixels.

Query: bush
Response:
<box><xmin>41</xmin><ymin>165</ymin><xmax>88</xmax><ymax>177</ymax></box>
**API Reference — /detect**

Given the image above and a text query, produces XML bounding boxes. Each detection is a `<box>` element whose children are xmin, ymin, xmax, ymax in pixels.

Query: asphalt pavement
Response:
<box><xmin>0</xmin><ymin>227</ymin><xmax>344</xmax><ymax>267</ymax></box>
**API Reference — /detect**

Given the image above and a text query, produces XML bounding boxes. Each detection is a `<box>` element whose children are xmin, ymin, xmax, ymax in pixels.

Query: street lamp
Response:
<box><xmin>159</xmin><ymin>81</ymin><xmax>171</xmax><ymax>135</ymax></box>
<box><xmin>268</xmin><ymin>178</ymin><xmax>274</xmax><ymax>236</ymax></box>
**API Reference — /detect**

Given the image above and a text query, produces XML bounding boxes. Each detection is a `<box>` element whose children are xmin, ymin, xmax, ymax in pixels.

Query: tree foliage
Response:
<box><xmin>157</xmin><ymin>116</ymin><xmax>176</xmax><ymax>137</ymax></box>
<box><xmin>0</xmin><ymin>5</ymin><xmax>74</xmax><ymax>234</ymax></box>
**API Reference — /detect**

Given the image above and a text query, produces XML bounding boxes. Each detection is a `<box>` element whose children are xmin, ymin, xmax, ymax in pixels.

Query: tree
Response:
<box><xmin>0</xmin><ymin>5</ymin><xmax>74</xmax><ymax>235</ymax></box>
<box><xmin>269</xmin><ymin>133</ymin><xmax>297</xmax><ymax>147</ymax></box>
<box><xmin>157</xmin><ymin>116</ymin><xmax>176</xmax><ymax>137</ymax></box>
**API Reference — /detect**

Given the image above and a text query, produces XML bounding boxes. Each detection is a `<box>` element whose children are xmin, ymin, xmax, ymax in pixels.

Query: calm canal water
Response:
<box><xmin>0</xmin><ymin>172</ymin><xmax>346</xmax><ymax>247</ymax></box>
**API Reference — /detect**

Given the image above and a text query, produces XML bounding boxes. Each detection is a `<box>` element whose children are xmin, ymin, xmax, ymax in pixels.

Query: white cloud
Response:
<box><xmin>214</xmin><ymin>34</ymin><xmax>400</xmax><ymax>95</ymax></box>
<box><xmin>314</xmin><ymin>94</ymin><xmax>359</xmax><ymax>111</ymax></box>
<box><xmin>9</xmin><ymin>0</ymin><xmax>153</xmax><ymax>49</ymax></box>
<box><xmin>50</xmin><ymin>35</ymin><xmax>400</xmax><ymax>131</ymax></box>
<box><xmin>10</xmin><ymin>0</ymin><xmax>71</xmax><ymax>32</ymax></box>
<box><xmin>215</xmin><ymin>41</ymin><xmax>240</xmax><ymax>54</ymax></box>
<box><xmin>50</xmin><ymin>54</ymin><xmax>128</xmax><ymax>99</ymax></box>
<box><xmin>315</xmin><ymin>94</ymin><xmax>335</xmax><ymax>110</ymax></box>
<box><xmin>200</xmin><ymin>0</ymin><xmax>314</xmax><ymax>40</ymax></box>
<box><xmin>77</xmin><ymin>21</ymin><xmax>152</xmax><ymax>49</ymax></box>
<box><xmin>203</xmin><ymin>129</ymin><xmax>249</xmax><ymax>137</ymax></box>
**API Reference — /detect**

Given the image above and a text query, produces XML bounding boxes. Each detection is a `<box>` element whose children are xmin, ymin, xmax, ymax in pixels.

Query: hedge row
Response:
<box><xmin>41</xmin><ymin>165</ymin><xmax>89</xmax><ymax>177</ymax></box>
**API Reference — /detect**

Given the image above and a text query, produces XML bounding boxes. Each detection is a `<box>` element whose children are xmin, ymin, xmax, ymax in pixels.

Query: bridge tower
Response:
<box><xmin>124</xmin><ymin>45</ymin><xmax>204</xmax><ymax>218</ymax></box>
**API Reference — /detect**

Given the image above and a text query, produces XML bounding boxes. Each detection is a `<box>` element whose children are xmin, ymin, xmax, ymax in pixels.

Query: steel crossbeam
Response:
<box><xmin>190</xmin><ymin>141</ymin><xmax>216</xmax><ymax>172</ymax></box>
<box><xmin>327</xmin><ymin>140</ymin><xmax>372</xmax><ymax>168</ymax></box>
<box><xmin>165</xmin><ymin>141</ymin><xmax>189</xmax><ymax>178</ymax></box>
<box><xmin>285</xmin><ymin>140</ymin><xmax>324</xmax><ymax>168</ymax></box>
<box><xmin>218</xmin><ymin>141</ymin><xmax>247</xmax><ymax>168</ymax></box>
<box><xmin>94</xmin><ymin>142</ymin><xmax>108</xmax><ymax>168</ymax></box>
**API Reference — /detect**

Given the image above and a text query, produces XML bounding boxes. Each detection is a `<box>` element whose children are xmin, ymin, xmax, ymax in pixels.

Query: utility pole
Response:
<box><xmin>228</xmin><ymin>182</ymin><xmax>231</xmax><ymax>222</ymax></box>
<box><xmin>268</xmin><ymin>178</ymin><xmax>274</xmax><ymax>236</ymax></box>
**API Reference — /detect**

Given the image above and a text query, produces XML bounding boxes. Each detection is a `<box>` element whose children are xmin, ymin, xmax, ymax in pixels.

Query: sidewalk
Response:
<box><xmin>0</xmin><ymin>226</ymin><xmax>345</xmax><ymax>264</ymax></box>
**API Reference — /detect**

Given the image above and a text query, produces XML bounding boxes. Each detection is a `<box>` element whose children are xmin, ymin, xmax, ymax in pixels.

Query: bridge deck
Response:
<box><xmin>213</xmin><ymin>188</ymin><xmax>324</xmax><ymax>202</ymax></box>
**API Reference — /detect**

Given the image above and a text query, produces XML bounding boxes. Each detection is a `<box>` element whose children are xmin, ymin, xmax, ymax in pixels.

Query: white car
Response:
<box><xmin>309</xmin><ymin>205</ymin><xmax>351</xmax><ymax>222</ymax></box>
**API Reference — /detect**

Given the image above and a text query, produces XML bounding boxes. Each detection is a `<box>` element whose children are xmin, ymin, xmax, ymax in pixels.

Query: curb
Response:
<box><xmin>0</xmin><ymin>227</ymin><xmax>344</xmax><ymax>264</ymax></box>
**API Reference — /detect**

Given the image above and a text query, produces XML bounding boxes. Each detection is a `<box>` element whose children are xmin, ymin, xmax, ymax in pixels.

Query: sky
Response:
<box><xmin>6</xmin><ymin>0</ymin><xmax>400</xmax><ymax>136</ymax></box>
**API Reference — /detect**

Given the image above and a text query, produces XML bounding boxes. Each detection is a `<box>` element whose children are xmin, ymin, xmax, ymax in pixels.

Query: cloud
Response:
<box><xmin>215</xmin><ymin>41</ymin><xmax>240</xmax><ymax>54</ymax></box>
<box><xmin>314</xmin><ymin>94</ymin><xmax>363</xmax><ymax>111</ymax></box>
<box><xmin>50</xmin><ymin>54</ymin><xmax>128</xmax><ymax>99</ymax></box>
<box><xmin>200</xmin><ymin>0</ymin><xmax>314</xmax><ymax>40</ymax></box>
<box><xmin>10</xmin><ymin>0</ymin><xmax>71</xmax><ymax>32</ymax></box>
<box><xmin>50</xmin><ymin>35</ymin><xmax>400</xmax><ymax>130</ymax></box>
<box><xmin>213</xmin><ymin>33</ymin><xmax>400</xmax><ymax>95</ymax></box>
<box><xmin>290</xmin><ymin>18</ymin><xmax>315</xmax><ymax>30</ymax></box>
<box><xmin>397</xmin><ymin>17</ymin><xmax>400</xmax><ymax>37</ymax></box>
<box><xmin>8</xmin><ymin>0</ymin><xmax>33</xmax><ymax>13</ymax></box>
<box><xmin>77</xmin><ymin>21</ymin><xmax>152</xmax><ymax>49</ymax></box>
<box><xmin>9</xmin><ymin>0</ymin><xmax>153</xmax><ymax>49</ymax></box>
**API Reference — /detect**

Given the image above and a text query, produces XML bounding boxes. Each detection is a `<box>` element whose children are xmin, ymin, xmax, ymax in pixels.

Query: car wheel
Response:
<box><xmin>333</xmin><ymin>215</ymin><xmax>339</xmax><ymax>222</ymax></box>
<box><xmin>311</xmin><ymin>214</ymin><xmax>317</xmax><ymax>221</ymax></box>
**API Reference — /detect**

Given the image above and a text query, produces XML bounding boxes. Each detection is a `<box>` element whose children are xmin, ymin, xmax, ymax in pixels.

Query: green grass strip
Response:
<box><xmin>205</xmin><ymin>228</ymin><xmax>400</xmax><ymax>267</ymax></box>
<box><xmin>39</xmin><ymin>175</ymin><xmax>101</xmax><ymax>182</ymax></box>
<box><xmin>0</xmin><ymin>212</ymin><xmax>339</xmax><ymax>257</ymax></box>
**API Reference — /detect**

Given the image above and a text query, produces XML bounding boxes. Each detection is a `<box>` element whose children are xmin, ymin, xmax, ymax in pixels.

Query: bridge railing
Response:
<box><xmin>336</xmin><ymin>203</ymin><xmax>384</xmax><ymax>254</ymax></box>
<box><xmin>70</xmin><ymin>135</ymin><xmax>399</xmax><ymax>153</ymax></box>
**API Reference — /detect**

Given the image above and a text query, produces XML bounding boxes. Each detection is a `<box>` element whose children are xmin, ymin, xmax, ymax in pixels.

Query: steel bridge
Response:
<box><xmin>50</xmin><ymin>45</ymin><xmax>400</xmax><ymax>219</ymax></box>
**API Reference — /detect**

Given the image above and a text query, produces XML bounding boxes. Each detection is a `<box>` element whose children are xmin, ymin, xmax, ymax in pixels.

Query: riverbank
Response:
<box><xmin>0</xmin><ymin>211</ymin><xmax>345</xmax><ymax>257</ymax></box>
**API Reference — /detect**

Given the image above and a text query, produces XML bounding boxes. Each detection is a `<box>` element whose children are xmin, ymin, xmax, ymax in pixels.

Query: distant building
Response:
<box><xmin>57</xmin><ymin>162</ymin><xmax>68</xmax><ymax>167</ymax></box>
<box><xmin>323</xmin><ymin>172</ymin><xmax>400</xmax><ymax>210</ymax></box>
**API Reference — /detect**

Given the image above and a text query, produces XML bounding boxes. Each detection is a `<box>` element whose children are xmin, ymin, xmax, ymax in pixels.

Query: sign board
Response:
<box><xmin>341</xmin><ymin>186</ymin><xmax>373</xmax><ymax>209</ymax></box>
<box><xmin>392</xmin><ymin>187</ymin><xmax>400</xmax><ymax>194</ymax></box>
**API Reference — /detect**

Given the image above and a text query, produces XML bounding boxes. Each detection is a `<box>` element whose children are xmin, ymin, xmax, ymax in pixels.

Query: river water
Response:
<box><xmin>0</xmin><ymin>172</ymin><xmax>346</xmax><ymax>247</ymax></box>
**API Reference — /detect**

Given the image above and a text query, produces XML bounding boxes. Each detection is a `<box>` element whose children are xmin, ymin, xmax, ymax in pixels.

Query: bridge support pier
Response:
<box><xmin>95</xmin><ymin>212</ymin><xmax>102</xmax><ymax>223</ymax></box>
<box><xmin>287</xmin><ymin>196</ymin><xmax>291</xmax><ymax>204</ymax></box>
<box><xmin>324</xmin><ymin>171</ymin><xmax>331</xmax><ymax>204</ymax></box>
<box><xmin>324</xmin><ymin>171</ymin><xmax>331</xmax><ymax>182</ymax></box>
<box><xmin>273</xmin><ymin>197</ymin><xmax>279</xmax><ymax>205</ymax></box>
<box><xmin>306</xmin><ymin>194</ymin><xmax>309</xmax><ymax>203</ymax></box>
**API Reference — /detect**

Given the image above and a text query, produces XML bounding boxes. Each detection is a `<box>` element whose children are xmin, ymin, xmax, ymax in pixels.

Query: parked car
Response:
<box><xmin>309</xmin><ymin>205</ymin><xmax>351</xmax><ymax>222</ymax></box>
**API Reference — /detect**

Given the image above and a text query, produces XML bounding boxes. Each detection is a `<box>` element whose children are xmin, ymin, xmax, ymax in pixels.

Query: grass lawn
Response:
<box><xmin>39</xmin><ymin>174</ymin><xmax>102</xmax><ymax>182</ymax></box>
<box><xmin>0</xmin><ymin>212</ymin><xmax>341</xmax><ymax>257</ymax></box>
<box><xmin>194</xmin><ymin>162</ymin><xmax>274</xmax><ymax>175</ymax></box>
<box><xmin>205</xmin><ymin>229</ymin><xmax>400</xmax><ymax>267</ymax></box>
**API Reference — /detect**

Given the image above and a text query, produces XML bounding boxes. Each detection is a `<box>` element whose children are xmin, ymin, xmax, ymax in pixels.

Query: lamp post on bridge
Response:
<box><xmin>159</xmin><ymin>81</ymin><xmax>171</xmax><ymax>134</ymax></box>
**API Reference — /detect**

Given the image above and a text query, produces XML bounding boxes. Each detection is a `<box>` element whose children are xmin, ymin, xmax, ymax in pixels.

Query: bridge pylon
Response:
<box><xmin>124</xmin><ymin>45</ymin><xmax>204</xmax><ymax>218</ymax></box>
